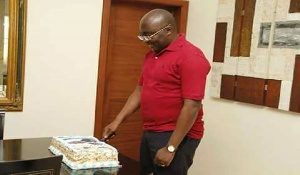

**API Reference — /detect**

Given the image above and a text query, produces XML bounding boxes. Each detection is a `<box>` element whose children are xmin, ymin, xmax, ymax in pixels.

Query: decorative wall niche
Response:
<box><xmin>211</xmin><ymin>0</ymin><xmax>300</xmax><ymax>113</ymax></box>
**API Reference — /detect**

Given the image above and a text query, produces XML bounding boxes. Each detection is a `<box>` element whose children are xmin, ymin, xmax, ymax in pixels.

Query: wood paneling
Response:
<box><xmin>213</xmin><ymin>23</ymin><xmax>227</xmax><ymax>63</ymax></box>
<box><xmin>231</xmin><ymin>0</ymin><xmax>256</xmax><ymax>57</ymax></box>
<box><xmin>231</xmin><ymin>0</ymin><xmax>244</xmax><ymax>56</ymax></box>
<box><xmin>220</xmin><ymin>75</ymin><xmax>236</xmax><ymax>100</ymax></box>
<box><xmin>289</xmin><ymin>0</ymin><xmax>300</xmax><ymax>13</ymax></box>
<box><xmin>220</xmin><ymin>75</ymin><xmax>282</xmax><ymax>108</ymax></box>
<box><xmin>95</xmin><ymin>0</ymin><xmax>189</xmax><ymax>161</ymax></box>
<box><xmin>102</xmin><ymin>1</ymin><xmax>152</xmax><ymax>161</ymax></box>
<box><xmin>265</xmin><ymin>79</ymin><xmax>281</xmax><ymax>108</ymax></box>
<box><xmin>239</xmin><ymin>0</ymin><xmax>256</xmax><ymax>56</ymax></box>
<box><xmin>235</xmin><ymin>76</ymin><xmax>265</xmax><ymax>105</ymax></box>
<box><xmin>290</xmin><ymin>55</ymin><xmax>300</xmax><ymax>113</ymax></box>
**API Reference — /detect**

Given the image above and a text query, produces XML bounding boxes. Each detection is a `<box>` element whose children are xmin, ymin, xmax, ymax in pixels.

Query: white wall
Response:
<box><xmin>5</xmin><ymin>0</ymin><xmax>103</xmax><ymax>138</ymax></box>
<box><xmin>186</xmin><ymin>0</ymin><xmax>300</xmax><ymax>175</ymax></box>
<box><xmin>4</xmin><ymin>0</ymin><xmax>300</xmax><ymax>174</ymax></box>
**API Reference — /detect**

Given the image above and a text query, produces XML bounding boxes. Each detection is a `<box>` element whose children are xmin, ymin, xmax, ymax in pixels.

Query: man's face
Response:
<box><xmin>139</xmin><ymin>21</ymin><xmax>170</xmax><ymax>53</ymax></box>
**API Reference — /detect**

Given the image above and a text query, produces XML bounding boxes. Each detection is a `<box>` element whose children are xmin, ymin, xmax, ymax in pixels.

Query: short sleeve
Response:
<box><xmin>179</xmin><ymin>53</ymin><xmax>211</xmax><ymax>100</ymax></box>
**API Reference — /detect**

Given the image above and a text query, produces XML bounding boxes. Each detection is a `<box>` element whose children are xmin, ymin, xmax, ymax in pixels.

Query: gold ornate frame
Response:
<box><xmin>0</xmin><ymin>0</ymin><xmax>27</xmax><ymax>111</ymax></box>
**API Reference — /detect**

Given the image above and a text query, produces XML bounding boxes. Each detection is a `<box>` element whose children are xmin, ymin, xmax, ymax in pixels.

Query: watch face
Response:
<box><xmin>168</xmin><ymin>145</ymin><xmax>175</xmax><ymax>152</ymax></box>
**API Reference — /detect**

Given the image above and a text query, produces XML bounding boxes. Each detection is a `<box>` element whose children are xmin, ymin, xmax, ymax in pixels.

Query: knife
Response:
<box><xmin>100</xmin><ymin>132</ymin><xmax>116</xmax><ymax>142</ymax></box>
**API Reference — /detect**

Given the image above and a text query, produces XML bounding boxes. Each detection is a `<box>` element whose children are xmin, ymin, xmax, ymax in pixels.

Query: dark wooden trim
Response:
<box><xmin>230</xmin><ymin>0</ymin><xmax>256</xmax><ymax>57</ymax></box>
<box><xmin>239</xmin><ymin>0</ymin><xmax>256</xmax><ymax>57</ymax></box>
<box><xmin>119</xmin><ymin>0</ymin><xmax>189</xmax><ymax>34</ymax></box>
<box><xmin>220</xmin><ymin>74</ymin><xmax>236</xmax><ymax>100</ymax></box>
<box><xmin>290</xmin><ymin>55</ymin><xmax>300</xmax><ymax>113</ymax></box>
<box><xmin>265</xmin><ymin>79</ymin><xmax>281</xmax><ymax>108</ymax></box>
<box><xmin>94</xmin><ymin>0</ymin><xmax>112</xmax><ymax>138</ymax></box>
<box><xmin>235</xmin><ymin>76</ymin><xmax>266</xmax><ymax>105</ymax></box>
<box><xmin>119</xmin><ymin>0</ymin><xmax>188</xmax><ymax>6</ymax></box>
<box><xmin>173</xmin><ymin>2</ymin><xmax>189</xmax><ymax>34</ymax></box>
<box><xmin>213</xmin><ymin>23</ymin><xmax>227</xmax><ymax>62</ymax></box>
<box><xmin>230</xmin><ymin>0</ymin><xmax>244</xmax><ymax>57</ymax></box>
<box><xmin>289</xmin><ymin>0</ymin><xmax>300</xmax><ymax>13</ymax></box>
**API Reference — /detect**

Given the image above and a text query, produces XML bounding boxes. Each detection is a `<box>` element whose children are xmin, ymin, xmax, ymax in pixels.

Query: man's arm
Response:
<box><xmin>154</xmin><ymin>98</ymin><xmax>202</xmax><ymax>166</ymax></box>
<box><xmin>167</xmin><ymin>99</ymin><xmax>202</xmax><ymax>148</ymax></box>
<box><xmin>102</xmin><ymin>85</ymin><xmax>142</xmax><ymax>138</ymax></box>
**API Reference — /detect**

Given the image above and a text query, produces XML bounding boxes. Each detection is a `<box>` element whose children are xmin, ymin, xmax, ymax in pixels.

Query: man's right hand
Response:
<box><xmin>102</xmin><ymin>120</ymin><xmax>120</xmax><ymax>139</ymax></box>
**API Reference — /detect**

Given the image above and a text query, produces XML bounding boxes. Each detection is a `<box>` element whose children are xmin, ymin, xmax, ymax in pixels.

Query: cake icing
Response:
<box><xmin>49</xmin><ymin>136</ymin><xmax>119</xmax><ymax>170</ymax></box>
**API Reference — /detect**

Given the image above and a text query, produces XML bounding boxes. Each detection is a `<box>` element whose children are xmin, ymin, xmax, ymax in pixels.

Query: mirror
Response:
<box><xmin>0</xmin><ymin>0</ymin><xmax>9</xmax><ymax>98</ymax></box>
<box><xmin>0</xmin><ymin>0</ymin><xmax>26</xmax><ymax>111</ymax></box>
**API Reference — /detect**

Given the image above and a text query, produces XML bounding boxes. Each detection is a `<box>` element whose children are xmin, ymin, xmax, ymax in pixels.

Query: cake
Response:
<box><xmin>49</xmin><ymin>136</ymin><xmax>119</xmax><ymax>170</ymax></box>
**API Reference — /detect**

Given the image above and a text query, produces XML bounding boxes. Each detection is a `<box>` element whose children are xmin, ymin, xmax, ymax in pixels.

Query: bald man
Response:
<box><xmin>103</xmin><ymin>9</ymin><xmax>211</xmax><ymax>175</ymax></box>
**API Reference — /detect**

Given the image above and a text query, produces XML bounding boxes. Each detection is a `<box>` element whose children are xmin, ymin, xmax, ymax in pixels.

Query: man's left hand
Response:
<box><xmin>154</xmin><ymin>147</ymin><xmax>175</xmax><ymax>167</ymax></box>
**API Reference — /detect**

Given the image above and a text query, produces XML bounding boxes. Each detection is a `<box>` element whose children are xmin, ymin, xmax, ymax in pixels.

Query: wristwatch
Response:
<box><xmin>167</xmin><ymin>145</ymin><xmax>176</xmax><ymax>153</ymax></box>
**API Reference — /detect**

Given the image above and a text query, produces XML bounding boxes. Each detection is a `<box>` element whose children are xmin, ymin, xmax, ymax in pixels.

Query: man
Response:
<box><xmin>103</xmin><ymin>9</ymin><xmax>211</xmax><ymax>175</ymax></box>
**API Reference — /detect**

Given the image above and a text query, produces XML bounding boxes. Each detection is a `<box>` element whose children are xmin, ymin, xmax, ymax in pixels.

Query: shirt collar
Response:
<box><xmin>155</xmin><ymin>33</ymin><xmax>185</xmax><ymax>56</ymax></box>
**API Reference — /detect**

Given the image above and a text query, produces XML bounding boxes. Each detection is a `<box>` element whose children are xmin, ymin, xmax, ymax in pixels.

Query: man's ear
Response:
<box><xmin>166</xmin><ymin>26</ymin><xmax>174</xmax><ymax>35</ymax></box>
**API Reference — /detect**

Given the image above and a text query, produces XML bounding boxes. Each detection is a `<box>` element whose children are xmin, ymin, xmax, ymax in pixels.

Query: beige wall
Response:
<box><xmin>5</xmin><ymin>0</ymin><xmax>103</xmax><ymax>138</ymax></box>
<box><xmin>4</xmin><ymin>0</ymin><xmax>300</xmax><ymax>174</ymax></box>
<box><xmin>187</xmin><ymin>0</ymin><xmax>300</xmax><ymax>175</ymax></box>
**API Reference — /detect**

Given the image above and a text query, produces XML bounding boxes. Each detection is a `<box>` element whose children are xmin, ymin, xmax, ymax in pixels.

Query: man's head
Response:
<box><xmin>139</xmin><ymin>9</ymin><xmax>178</xmax><ymax>53</ymax></box>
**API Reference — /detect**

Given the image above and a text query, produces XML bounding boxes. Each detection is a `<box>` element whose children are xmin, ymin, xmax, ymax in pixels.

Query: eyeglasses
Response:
<box><xmin>137</xmin><ymin>24</ymin><xmax>171</xmax><ymax>42</ymax></box>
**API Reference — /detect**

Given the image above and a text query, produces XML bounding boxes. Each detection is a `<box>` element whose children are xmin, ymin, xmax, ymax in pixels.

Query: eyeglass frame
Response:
<box><xmin>137</xmin><ymin>24</ymin><xmax>171</xmax><ymax>42</ymax></box>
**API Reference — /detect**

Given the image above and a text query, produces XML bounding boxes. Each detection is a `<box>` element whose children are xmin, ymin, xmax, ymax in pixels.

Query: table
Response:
<box><xmin>0</xmin><ymin>137</ymin><xmax>140</xmax><ymax>175</ymax></box>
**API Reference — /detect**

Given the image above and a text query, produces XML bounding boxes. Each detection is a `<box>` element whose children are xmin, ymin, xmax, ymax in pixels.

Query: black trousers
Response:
<box><xmin>140</xmin><ymin>131</ymin><xmax>201</xmax><ymax>175</ymax></box>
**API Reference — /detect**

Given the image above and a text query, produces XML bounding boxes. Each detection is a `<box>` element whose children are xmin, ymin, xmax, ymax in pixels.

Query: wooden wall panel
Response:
<box><xmin>239</xmin><ymin>0</ymin><xmax>256</xmax><ymax>56</ymax></box>
<box><xmin>231</xmin><ymin>0</ymin><xmax>256</xmax><ymax>57</ymax></box>
<box><xmin>220</xmin><ymin>75</ymin><xmax>236</xmax><ymax>100</ymax></box>
<box><xmin>289</xmin><ymin>0</ymin><xmax>300</xmax><ymax>13</ymax></box>
<box><xmin>230</xmin><ymin>0</ymin><xmax>244</xmax><ymax>56</ymax></box>
<box><xmin>290</xmin><ymin>55</ymin><xmax>300</xmax><ymax>112</ymax></box>
<box><xmin>235</xmin><ymin>76</ymin><xmax>266</xmax><ymax>105</ymax></box>
<box><xmin>265</xmin><ymin>79</ymin><xmax>281</xmax><ymax>108</ymax></box>
<box><xmin>103</xmin><ymin>1</ymin><xmax>146</xmax><ymax>160</ymax></box>
<box><xmin>213</xmin><ymin>23</ymin><xmax>227</xmax><ymax>63</ymax></box>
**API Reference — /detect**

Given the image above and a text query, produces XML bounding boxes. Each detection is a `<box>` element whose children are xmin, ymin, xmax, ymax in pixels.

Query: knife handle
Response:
<box><xmin>101</xmin><ymin>132</ymin><xmax>116</xmax><ymax>142</ymax></box>
<box><xmin>106</xmin><ymin>132</ymin><xmax>116</xmax><ymax>139</ymax></box>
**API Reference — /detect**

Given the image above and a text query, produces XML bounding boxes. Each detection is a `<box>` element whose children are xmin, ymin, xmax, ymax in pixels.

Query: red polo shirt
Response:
<box><xmin>138</xmin><ymin>34</ymin><xmax>211</xmax><ymax>139</ymax></box>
